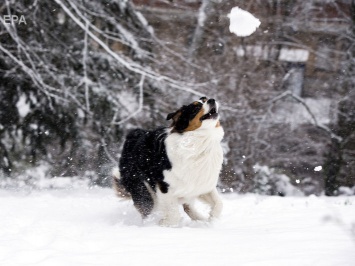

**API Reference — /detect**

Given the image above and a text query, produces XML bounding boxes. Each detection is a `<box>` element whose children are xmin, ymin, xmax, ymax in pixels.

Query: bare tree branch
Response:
<box><xmin>270</xmin><ymin>91</ymin><xmax>342</xmax><ymax>142</ymax></box>
<box><xmin>54</xmin><ymin>0</ymin><xmax>204</xmax><ymax>97</ymax></box>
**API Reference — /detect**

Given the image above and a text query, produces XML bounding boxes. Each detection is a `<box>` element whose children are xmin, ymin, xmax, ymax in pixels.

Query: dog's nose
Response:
<box><xmin>207</xmin><ymin>99</ymin><xmax>215</xmax><ymax>104</ymax></box>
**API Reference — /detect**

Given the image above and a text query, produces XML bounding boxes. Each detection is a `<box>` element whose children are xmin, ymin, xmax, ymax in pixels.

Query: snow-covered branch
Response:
<box><xmin>82</xmin><ymin>20</ymin><xmax>90</xmax><ymax>113</ymax></box>
<box><xmin>54</xmin><ymin>0</ymin><xmax>204</xmax><ymax>97</ymax></box>
<box><xmin>112</xmin><ymin>74</ymin><xmax>145</xmax><ymax>125</ymax></box>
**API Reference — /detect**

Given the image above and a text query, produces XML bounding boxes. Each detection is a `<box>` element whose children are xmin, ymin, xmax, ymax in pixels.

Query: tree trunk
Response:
<box><xmin>324</xmin><ymin>138</ymin><xmax>342</xmax><ymax>196</ymax></box>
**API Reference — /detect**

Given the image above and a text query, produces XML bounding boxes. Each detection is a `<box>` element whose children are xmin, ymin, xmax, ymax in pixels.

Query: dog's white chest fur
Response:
<box><xmin>164</xmin><ymin>126</ymin><xmax>224</xmax><ymax>198</ymax></box>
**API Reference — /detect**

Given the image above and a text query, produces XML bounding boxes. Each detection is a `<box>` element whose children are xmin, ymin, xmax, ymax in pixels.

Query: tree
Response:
<box><xmin>1</xmin><ymin>0</ymin><xmax>354</xmax><ymax>195</ymax></box>
<box><xmin>0</xmin><ymin>0</ymin><xmax>199</xmax><ymax>184</ymax></box>
<box><xmin>142</xmin><ymin>0</ymin><xmax>355</xmax><ymax>194</ymax></box>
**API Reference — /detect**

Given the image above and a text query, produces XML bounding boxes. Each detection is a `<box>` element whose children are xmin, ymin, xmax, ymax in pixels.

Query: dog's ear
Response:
<box><xmin>167</xmin><ymin>106</ymin><xmax>185</xmax><ymax>121</ymax></box>
<box><xmin>167</xmin><ymin>111</ymin><xmax>178</xmax><ymax>121</ymax></box>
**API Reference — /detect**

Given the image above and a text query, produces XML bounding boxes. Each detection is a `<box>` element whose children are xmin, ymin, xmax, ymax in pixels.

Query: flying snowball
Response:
<box><xmin>228</xmin><ymin>7</ymin><xmax>261</xmax><ymax>37</ymax></box>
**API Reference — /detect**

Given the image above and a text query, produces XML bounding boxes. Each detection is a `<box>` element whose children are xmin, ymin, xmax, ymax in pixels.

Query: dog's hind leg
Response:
<box><xmin>130</xmin><ymin>182</ymin><xmax>155</xmax><ymax>218</ymax></box>
<box><xmin>200</xmin><ymin>187</ymin><xmax>223</xmax><ymax>221</ymax></box>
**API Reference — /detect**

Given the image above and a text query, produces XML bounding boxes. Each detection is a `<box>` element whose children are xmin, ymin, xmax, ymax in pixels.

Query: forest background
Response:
<box><xmin>0</xmin><ymin>0</ymin><xmax>354</xmax><ymax>196</ymax></box>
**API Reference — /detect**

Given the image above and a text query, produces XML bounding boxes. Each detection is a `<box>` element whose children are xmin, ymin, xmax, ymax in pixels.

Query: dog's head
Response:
<box><xmin>167</xmin><ymin>97</ymin><xmax>221</xmax><ymax>133</ymax></box>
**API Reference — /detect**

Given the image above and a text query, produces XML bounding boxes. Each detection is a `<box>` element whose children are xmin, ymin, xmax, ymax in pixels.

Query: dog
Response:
<box><xmin>113</xmin><ymin>97</ymin><xmax>224</xmax><ymax>226</ymax></box>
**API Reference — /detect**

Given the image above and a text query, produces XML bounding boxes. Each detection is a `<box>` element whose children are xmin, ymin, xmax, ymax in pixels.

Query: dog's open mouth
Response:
<box><xmin>200</xmin><ymin>107</ymin><xmax>218</xmax><ymax>121</ymax></box>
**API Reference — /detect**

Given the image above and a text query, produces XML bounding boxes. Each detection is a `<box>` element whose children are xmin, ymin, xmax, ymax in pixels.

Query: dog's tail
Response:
<box><xmin>112</xmin><ymin>167</ymin><xmax>131</xmax><ymax>199</ymax></box>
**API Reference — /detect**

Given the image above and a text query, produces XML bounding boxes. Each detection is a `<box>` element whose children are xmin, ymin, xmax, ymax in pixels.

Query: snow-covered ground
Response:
<box><xmin>0</xmin><ymin>188</ymin><xmax>354</xmax><ymax>266</ymax></box>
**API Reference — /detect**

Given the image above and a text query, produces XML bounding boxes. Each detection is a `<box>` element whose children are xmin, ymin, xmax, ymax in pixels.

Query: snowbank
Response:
<box><xmin>0</xmin><ymin>164</ymin><xmax>93</xmax><ymax>191</ymax></box>
<box><xmin>0</xmin><ymin>188</ymin><xmax>354</xmax><ymax>265</ymax></box>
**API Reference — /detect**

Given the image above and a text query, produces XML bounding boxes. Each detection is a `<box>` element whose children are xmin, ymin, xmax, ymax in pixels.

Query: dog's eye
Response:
<box><xmin>200</xmin><ymin>97</ymin><xmax>208</xmax><ymax>103</ymax></box>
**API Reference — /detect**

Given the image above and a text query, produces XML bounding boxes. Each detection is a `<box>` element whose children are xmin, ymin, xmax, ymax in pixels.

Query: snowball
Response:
<box><xmin>228</xmin><ymin>7</ymin><xmax>261</xmax><ymax>37</ymax></box>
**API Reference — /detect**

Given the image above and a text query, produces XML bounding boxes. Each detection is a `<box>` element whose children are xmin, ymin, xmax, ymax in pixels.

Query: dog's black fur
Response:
<box><xmin>117</xmin><ymin>127</ymin><xmax>171</xmax><ymax>217</ymax></box>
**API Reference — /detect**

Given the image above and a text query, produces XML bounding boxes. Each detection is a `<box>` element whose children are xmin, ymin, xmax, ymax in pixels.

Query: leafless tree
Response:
<box><xmin>0</xmin><ymin>0</ymin><xmax>203</xmax><ymax>184</ymax></box>
<box><xmin>1</xmin><ymin>0</ymin><xmax>354</xmax><ymax>194</ymax></box>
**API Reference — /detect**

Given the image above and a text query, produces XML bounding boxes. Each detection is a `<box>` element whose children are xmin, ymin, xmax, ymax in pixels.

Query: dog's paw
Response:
<box><xmin>159</xmin><ymin>217</ymin><xmax>181</xmax><ymax>227</ymax></box>
<box><xmin>209</xmin><ymin>203</ymin><xmax>223</xmax><ymax>220</ymax></box>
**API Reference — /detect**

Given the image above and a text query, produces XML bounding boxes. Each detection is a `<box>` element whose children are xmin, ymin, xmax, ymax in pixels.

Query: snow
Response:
<box><xmin>253</xmin><ymin>164</ymin><xmax>304</xmax><ymax>196</ymax></box>
<box><xmin>279</xmin><ymin>48</ymin><xmax>309</xmax><ymax>62</ymax></box>
<box><xmin>136</xmin><ymin>11</ymin><xmax>154</xmax><ymax>34</ymax></box>
<box><xmin>228</xmin><ymin>7</ymin><xmax>261</xmax><ymax>37</ymax></box>
<box><xmin>235</xmin><ymin>45</ymin><xmax>270</xmax><ymax>59</ymax></box>
<box><xmin>57</xmin><ymin>12</ymin><xmax>65</xmax><ymax>25</ymax></box>
<box><xmin>16</xmin><ymin>95</ymin><xmax>31</xmax><ymax>118</ymax></box>
<box><xmin>0</xmin><ymin>163</ymin><xmax>91</xmax><ymax>190</ymax></box>
<box><xmin>197</xmin><ymin>1</ymin><xmax>207</xmax><ymax>27</ymax></box>
<box><xmin>234</xmin><ymin>45</ymin><xmax>309</xmax><ymax>63</ymax></box>
<box><xmin>0</xmin><ymin>188</ymin><xmax>354</xmax><ymax>266</ymax></box>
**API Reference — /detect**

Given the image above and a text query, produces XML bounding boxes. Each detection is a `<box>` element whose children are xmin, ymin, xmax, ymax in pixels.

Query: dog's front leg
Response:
<box><xmin>183</xmin><ymin>202</ymin><xmax>206</xmax><ymax>221</ymax></box>
<box><xmin>158</xmin><ymin>193</ymin><xmax>181</xmax><ymax>227</ymax></box>
<box><xmin>200</xmin><ymin>187</ymin><xmax>223</xmax><ymax>221</ymax></box>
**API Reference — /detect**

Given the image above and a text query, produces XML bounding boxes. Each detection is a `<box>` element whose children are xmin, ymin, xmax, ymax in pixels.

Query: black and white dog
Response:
<box><xmin>113</xmin><ymin>97</ymin><xmax>224</xmax><ymax>226</ymax></box>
